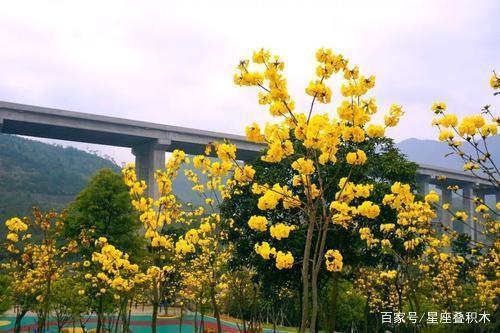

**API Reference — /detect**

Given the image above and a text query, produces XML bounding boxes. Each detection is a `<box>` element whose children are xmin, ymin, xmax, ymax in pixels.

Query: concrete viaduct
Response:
<box><xmin>1</xmin><ymin>101</ymin><xmax>497</xmax><ymax>241</ymax></box>
<box><xmin>0</xmin><ymin>101</ymin><xmax>262</xmax><ymax>198</ymax></box>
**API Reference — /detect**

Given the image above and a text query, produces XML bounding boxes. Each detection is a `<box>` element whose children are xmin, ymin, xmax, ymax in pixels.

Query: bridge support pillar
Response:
<box><xmin>473</xmin><ymin>190</ymin><xmax>486</xmax><ymax>243</ymax></box>
<box><xmin>132</xmin><ymin>142</ymin><xmax>166</xmax><ymax>200</ymax></box>
<box><xmin>417</xmin><ymin>175</ymin><xmax>430</xmax><ymax>195</ymax></box>
<box><xmin>461</xmin><ymin>183</ymin><xmax>473</xmax><ymax>237</ymax></box>
<box><xmin>440</xmin><ymin>186</ymin><xmax>453</xmax><ymax>234</ymax></box>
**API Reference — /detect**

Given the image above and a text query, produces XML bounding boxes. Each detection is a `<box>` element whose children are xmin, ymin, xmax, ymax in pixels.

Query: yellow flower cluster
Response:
<box><xmin>490</xmin><ymin>72</ymin><xmax>500</xmax><ymax>90</ymax></box>
<box><xmin>424</xmin><ymin>190</ymin><xmax>440</xmax><ymax>203</ymax></box>
<box><xmin>235</xmin><ymin>49</ymin><xmax>293</xmax><ymax>120</ymax></box>
<box><xmin>254</xmin><ymin>242</ymin><xmax>294</xmax><ymax>270</ymax></box>
<box><xmin>355</xmin><ymin>267</ymin><xmax>403</xmax><ymax>312</ymax></box>
<box><xmin>431</xmin><ymin>102</ymin><xmax>447</xmax><ymax>113</ymax></box>
<box><xmin>324</xmin><ymin>249</ymin><xmax>343</xmax><ymax>272</ymax></box>
<box><xmin>260</xmin><ymin>124</ymin><xmax>294</xmax><ymax>163</ymax></box>
<box><xmin>5</xmin><ymin>217</ymin><xmax>28</xmax><ymax>232</ymax></box>
<box><xmin>235</xmin><ymin>48</ymin><xmax>398</xmax><ymax>172</ymax></box>
<box><xmin>380</xmin><ymin>223</ymin><xmax>395</xmax><ymax>233</ymax></box>
<box><xmin>438</xmin><ymin>130</ymin><xmax>454</xmax><ymax>141</ymax></box>
<box><xmin>254</xmin><ymin>241</ymin><xmax>276</xmax><ymax>260</ymax></box>
<box><xmin>256</xmin><ymin>183</ymin><xmax>300</xmax><ymax>210</ymax></box>
<box><xmin>356</xmin><ymin>201</ymin><xmax>380</xmax><ymax>219</ymax></box>
<box><xmin>245</xmin><ymin>122</ymin><xmax>265</xmax><ymax>142</ymax></box>
<box><xmin>437</xmin><ymin>114</ymin><xmax>458</xmax><ymax>127</ymax></box>
<box><xmin>382</xmin><ymin>181</ymin><xmax>436</xmax><ymax>253</ymax></box>
<box><xmin>269</xmin><ymin>223</ymin><xmax>296</xmax><ymax>240</ymax></box>
<box><xmin>382</xmin><ymin>182</ymin><xmax>414</xmax><ymax>209</ymax></box>
<box><xmin>366</xmin><ymin>124</ymin><xmax>385</xmax><ymax>138</ymax></box>
<box><xmin>234</xmin><ymin>165</ymin><xmax>256</xmax><ymax>184</ymax></box>
<box><xmin>248</xmin><ymin>215</ymin><xmax>268</xmax><ymax>232</ymax></box>
<box><xmin>91</xmin><ymin>243</ymin><xmax>145</xmax><ymax>293</ymax></box>
<box><xmin>216</xmin><ymin>143</ymin><xmax>237</xmax><ymax>162</ymax></box>
<box><xmin>306</xmin><ymin>80</ymin><xmax>332</xmax><ymax>103</ymax></box>
<box><xmin>384</xmin><ymin>104</ymin><xmax>404</xmax><ymax>127</ymax></box>
<box><xmin>346</xmin><ymin>149</ymin><xmax>367</xmax><ymax>165</ymax></box>
<box><xmin>335</xmin><ymin>177</ymin><xmax>373</xmax><ymax>204</ymax></box>
<box><xmin>275</xmin><ymin>251</ymin><xmax>294</xmax><ymax>270</ymax></box>
<box><xmin>175</xmin><ymin>239</ymin><xmax>195</xmax><ymax>255</ymax></box>
<box><xmin>291</xmin><ymin>158</ymin><xmax>315</xmax><ymax>175</ymax></box>
<box><xmin>329</xmin><ymin>201</ymin><xmax>357</xmax><ymax>227</ymax></box>
<box><xmin>359</xmin><ymin>227</ymin><xmax>378</xmax><ymax>248</ymax></box>
<box><xmin>233</xmin><ymin>61</ymin><xmax>264</xmax><ymax>86</ymax></box>
<box><xmin>380</xmin><ymin>270</ymin><xmax>397</xmax><ymax>280</ymax></box>
<box><xmin>458</xmin><ymin>115</ymin><xmax>486</xmax><ymax>137</ymax></box>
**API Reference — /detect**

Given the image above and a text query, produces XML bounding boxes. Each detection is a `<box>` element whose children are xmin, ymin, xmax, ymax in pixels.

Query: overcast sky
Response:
<box><xmin>1</xmin><ymin>0</ymin><xmax>499</xmax><ymax>164</ymax></box>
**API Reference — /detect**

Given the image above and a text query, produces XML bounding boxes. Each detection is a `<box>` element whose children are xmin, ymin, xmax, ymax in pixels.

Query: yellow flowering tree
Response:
<box><xmin>122</xmin><ymin>151</ymin><xmax>191</xmax><ymax>333</ymax></box>
<box><xmin>1</xmin><ymin>209</ymin><xmax>77</xmax><ymax>333</ymax></box>
<box><xmin>430</xmin><ymin>72</ymin><xmax>499</xmax><ymax>314</ymax></box>
<box><xmin>85</xmin><ymin>237</ymin><xmax>148</xmax><ymax>333</ymax></box>
<box><xmin>232</xmin><ymin>48</ymin><xmax>408</xmax><ymax>332</ymax></box>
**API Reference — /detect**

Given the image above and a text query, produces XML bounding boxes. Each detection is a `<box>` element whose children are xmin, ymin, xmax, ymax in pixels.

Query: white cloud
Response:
<box><xmin>0</xmin><ymin>0</ymin><xmax>498</xmax><ymax>163</ymax></box>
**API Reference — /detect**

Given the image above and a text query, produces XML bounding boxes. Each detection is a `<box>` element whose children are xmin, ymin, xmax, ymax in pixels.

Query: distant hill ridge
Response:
<box><xmin>396</xmin><ymin>136</ymin><xmax>500</xmax><ymax>172</ymax></box>
<box><xmin>0</xmin><ymin>134</ymin><xmax>120</xmax><ymax>223</ymax></box>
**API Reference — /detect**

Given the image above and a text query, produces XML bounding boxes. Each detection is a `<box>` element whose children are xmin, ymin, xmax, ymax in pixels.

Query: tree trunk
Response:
<box><xmin>14</xmin><ymin>310</ymin><xmax>26</xmax><ymax>333</ymax></box>
<box><xmin>200</xmin><ymin>312</ymin><xmax>205</xmax><ymax>333</ymax></box>
<box><xmin>179</xmin><ymin>306</ymin><xmax>184</xmax><ymax>333</ymax></box>
<box><xmin>363</xmin><ymin>298</ymin><xmax>369</xmax><ymax>333</ymax></box>
<box><xmin>125</xmin><ymin>300</ymin><xmax>133</xmax><ymax>333</ymax></box>
<box><xmin>96</xmin><ymin>296</ymin><xmax>104</xmax><ymax>333</ymax></box>
<box><xmin>300</xmin><ymin>219</ymin><xmax>315</xmax><ymax>333</ymax></box>
<box><xmin>37</xmin><ymin>312</ymin><xmax>46</xmax><ymax>333</ymax></box>
<box><xmin>152</xmin><ymin>302</ymin><xmax>159</xmax><ymax>333</ymax></box>
<box><xmin>331</xmin><ymin>273</ymin><xmax>339</xmax><ymax>332</ymax></box>
<box><xmin>194</xmin><ymin>303</ymin><xmax>199</xmax><ymax>333</ymax></box>
<box><xmin>210</xmin><ymin>285</ymin><xmax>222</xmax><ymax>333</ymax></box>
<box><xmin>310</xmin><ymin>268</ymin><xmax>318</xmax><ymax>333</ymax></box>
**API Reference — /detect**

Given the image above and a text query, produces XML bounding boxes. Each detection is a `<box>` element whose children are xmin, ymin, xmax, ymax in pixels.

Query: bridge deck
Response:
<box><xmin>0</xmin><ymin>101</ymin><xmax>263</xmax><ymax>161</ymax></box>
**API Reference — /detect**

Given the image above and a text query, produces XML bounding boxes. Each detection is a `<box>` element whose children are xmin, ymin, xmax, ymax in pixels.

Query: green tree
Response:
<box><xmin>64</xmin><ymin>168</ymin><xmax>143</xmax><ymax>257</ymax></box>
<box><xmin>0</xmin><ymin>275</ymin><xmax>11</xmax><ymax>315</ymax></box>
<box><xmin>64</xmin><ymin>169</ymin><xmax>144</xmax><ymax>333</ymax></box>
<box><xmin>50</xmin><ymin>276</ymin><xmax>89</xmax><ymax>333</ymax></box>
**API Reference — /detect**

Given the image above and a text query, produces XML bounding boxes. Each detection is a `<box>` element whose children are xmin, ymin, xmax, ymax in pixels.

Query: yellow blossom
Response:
<box><xmin>254</xmin><ymin>242</ymin><xmax>276</xmax><ymax>260</ymax></box>
<box><xmin>490</xmin><ymin>73</ymin><xmax>500</xmax><ymax>89</ymax></box>
<box><xmin>325</xmin><ymin>249</ymin><xmax>343</xmax><ymax>272</ymax></box>
<box><xmin>438</xmin><ymin>130</ymin><xmax>454</xmax><ymax>141</ymax></box>
<box><xmin>346</xmin><ymin>150</ymin><xmax>367</xmax><ymax>165</ymax></box>
<box><xmin>384</xmin><ymin>104</ymin><xmax>404</xmax><ymax>127</ymax></box>
<box><xmin>437</xmin><ymin>114</ymin><xmax>458</xmax><ymax>127</ymax></box>
<box><xmin>270</xmin><ymin>223</ymin><xmax>295</xmax><ymax>240</ymax></box>
<box><xmin>291</xmin><ymin>158</ymin><xmax>315</xmax><ymax>175</ymax></box>
<box><xmin>431</xmin><ymin>102</ymin><xmax>447</xmax><ymax>113</ymax></box>
<box><xmin>366</xmin><ymin>125</ymin><xmax>385</xmax><ymax>138</ymax></box>
<box><xmin>5</xmin><ymin>217</ymin><xmax>28</xmax><ymax>232</ymax></box>
<box><xmin>357</xmin><ymin>201</ymin><xmax>380</xmax><ymax>219</ymax></box>
<box><xmin>6</xmin><ymin>233</ymin><xmax>19</xmax><ymax>242</ymax></box>
<box><xmin>275</xmin><ymin>251</ymin><xmax>294</xmax><ymax>269</ymax></box>
<box><xmin>305</xmin><ymin>80</ymin><xmax>332</xmax><ymax>103</ymax></box>
<box><xmin>425</xmin><ymin>191</ymin><xmax>440</xmax><ymax>203</ymax></box>
<box><xmin>234</xmin><ymin>165</ymin><xmax>256</xmax><ymax>184</ymax></box>
<box><xmin>248</xmin><ymin>215</ymin><xmax>268</xmax><ymax>232</ymax></box>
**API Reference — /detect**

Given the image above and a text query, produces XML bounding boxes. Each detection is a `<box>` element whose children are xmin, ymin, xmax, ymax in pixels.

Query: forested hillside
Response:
<box><xmin>0</xmin><ymin>134</ymin><xmax>120</xmax><ymax>223</ymax></box>
<box><xmin>397</xmin><ymin>135</ymin><xmax>500</xmax><ymax>171</ymax></box>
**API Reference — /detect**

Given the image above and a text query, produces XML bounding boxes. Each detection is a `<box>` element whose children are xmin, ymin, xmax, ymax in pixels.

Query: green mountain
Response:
<box><xmin>0</xmin><ymin>134</ymin><xmax>120</xmax><ymax>224</ymax></box>
<box><xmin>396</xmin><ymin>136</ymin><xmax>500</xmax><ymax>171</ymax></box>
